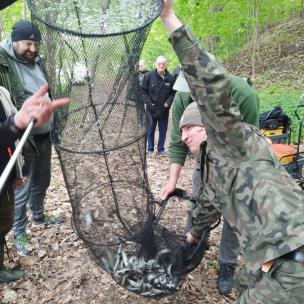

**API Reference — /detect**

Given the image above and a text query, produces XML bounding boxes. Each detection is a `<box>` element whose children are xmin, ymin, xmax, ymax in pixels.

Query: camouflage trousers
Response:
<box><xmin>0</xmin><ymin>185</ymin><xmax>14</xmax><ymax>240</ymax></box>
<box><xmin>237</xmin><ymin>258</ymin><xmax>304</xmax><ymax>303</ymax></box>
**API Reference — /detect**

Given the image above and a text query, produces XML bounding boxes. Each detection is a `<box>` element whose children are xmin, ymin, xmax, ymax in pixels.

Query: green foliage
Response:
<box><xmin>141</xmin><ymin>19</ymin><xmax>173</xmax><ymax>70</ymax></box>
<box><xmin>3</xmin><ymin>1</ymin><xmax>302</xmax><ymax>74</ymax></box>
<box><xmin>3</xmin><ymin>0</ymin><xmax>303</xmax><ymax>147</ymax></box>
<box><xmin>141</xmin><ymin>0</ymin><xmax>303</xmax><ymax>70</ymax></box>
<box><xmin>0</xmin><ymin>1</ymin><xmax>27</xmax><ymax>39</ymax></box>
<box><xmin>258</xmin><ymin>87</ymin><xmax>304</xmax><ymax>143</ymax></box>
<box><xmin>207</xmin><ymin>260</ymin><xmax>219</xmax><ymax>271</ymax></box>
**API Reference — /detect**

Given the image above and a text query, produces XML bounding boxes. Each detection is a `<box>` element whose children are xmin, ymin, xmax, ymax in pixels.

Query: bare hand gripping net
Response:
<box><xmin>29</xmin><ymin>0</ymin><xmax>209</xmax><ymax>297</ymax></box>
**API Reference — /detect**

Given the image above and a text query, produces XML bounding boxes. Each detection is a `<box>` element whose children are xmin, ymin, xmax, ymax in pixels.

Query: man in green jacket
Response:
<box><xmin>160</xmin><ymin>61</ymin><xmax>260</xmax><ymax>296</ymax></box>
<box><xmin>160</xmin><ymin>1</ymin><xmax>304</xmax><ymax>303</ymax></box>
<box><xmin>0</xmin><ymin>20</ymin><xmax>63</xmax><ymax>256</ymax></box>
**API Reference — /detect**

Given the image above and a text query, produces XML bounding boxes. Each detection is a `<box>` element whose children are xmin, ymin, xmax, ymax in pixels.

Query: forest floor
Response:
<box><xmin>0</xmin><ymin>144</ymin><xmax>238</xmax><ymax>304</ymax></box>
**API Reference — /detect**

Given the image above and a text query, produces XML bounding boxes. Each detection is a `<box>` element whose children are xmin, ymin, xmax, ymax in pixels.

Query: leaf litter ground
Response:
<box><xmin>0</xmin><ymin>128</ymin><xmax>237</xmax><ymax>304</ymax></box>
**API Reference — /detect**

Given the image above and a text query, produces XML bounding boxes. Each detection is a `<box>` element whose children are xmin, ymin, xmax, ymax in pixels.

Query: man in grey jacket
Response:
<box><xmin>0</xmin><ymin>20</ymin><xmax>63</xmax><ymax>256</ymax></box>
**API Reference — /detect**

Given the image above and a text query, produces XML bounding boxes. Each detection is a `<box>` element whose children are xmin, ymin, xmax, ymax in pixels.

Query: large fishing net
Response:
<box><xmin>28</xmin><ymin>0</ymin><xmax>211</xmax><ymax>298</ymax></box>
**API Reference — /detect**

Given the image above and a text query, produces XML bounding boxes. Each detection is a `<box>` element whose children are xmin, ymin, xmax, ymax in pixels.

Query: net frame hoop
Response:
<box><xmin>71</xmin><ymin>180</ymin><xmax>155</xmax><ymax>247</ymax></box>
<box><xmin>51</xmin><ymin>101</ymin><xmax>152</xmax><ymax>154</ymax></box>
<box><xmin>51</xmin><ymin>130</ymin><xmax>148</xmax><ymax>154</ymax></box>
<box><xmin>51</xmin><ymin>109</ymin><xmax>151</xmax><ymax>154</ymax></box>
<box><xmin>27</xmin><ymin>0</ymin><xmax>163</xmax><ymax>38</ymax></box>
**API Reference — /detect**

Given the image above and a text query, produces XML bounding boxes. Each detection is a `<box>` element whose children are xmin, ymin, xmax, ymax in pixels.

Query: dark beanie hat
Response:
<box><xmin>11</xmin><ymin>20</ymin><xmax>41</xmax><ymax>42</ymax></box>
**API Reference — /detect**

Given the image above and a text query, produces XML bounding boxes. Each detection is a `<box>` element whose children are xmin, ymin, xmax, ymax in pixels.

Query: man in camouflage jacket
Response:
<box><xmin>160</xmin><ymin>1</ymin><xmax>304</xmax><ymax>303</ymax></box>
<box><xmin>159</xmin><ymin>74</ymin><xmax>260</xmax><ymax>295</ymax></box>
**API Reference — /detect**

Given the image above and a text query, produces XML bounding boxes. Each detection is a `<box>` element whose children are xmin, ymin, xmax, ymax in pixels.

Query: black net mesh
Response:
<box><xmin>28</xmin><ymin>0</ymin><xmax>209</xmax><ymax>298</ymax></box>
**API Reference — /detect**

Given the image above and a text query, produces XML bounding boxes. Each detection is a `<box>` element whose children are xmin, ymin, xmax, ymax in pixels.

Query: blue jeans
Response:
<box><xmin>13</xmin><ymin>135</ymin><xmax>52</xmax><ymax>236</ymax></box>
<box><xmin>147</xmin><ymin>114</ymin><xmax>169</xmax><ymax>153</ymax></box>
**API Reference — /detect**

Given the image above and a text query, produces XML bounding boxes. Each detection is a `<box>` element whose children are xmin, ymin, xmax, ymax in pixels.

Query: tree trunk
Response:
<box><xmin>0</xmin><ymin>14</ymin><xmax>3</xmax><ymax>41</ymax></box>
<box><xmin>251</xmin><ymin>0</ymin><xmax>262</xmax><ymax>79</ymax></box>
<box><xmin>203</xmin><ymin>36</ymin><xmax>220</xmax><ymax>55</ymax></box>
<box><xmin>23</xmin><ymin>0</ymin><xmax>27</xmax><ymax>19</ymax></box>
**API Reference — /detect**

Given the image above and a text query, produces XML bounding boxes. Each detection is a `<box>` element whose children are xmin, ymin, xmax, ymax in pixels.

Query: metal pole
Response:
<box><xmin>0</xmin><ymin>119</ymin><xmax>35</xmax><ymax>194</ymax></box>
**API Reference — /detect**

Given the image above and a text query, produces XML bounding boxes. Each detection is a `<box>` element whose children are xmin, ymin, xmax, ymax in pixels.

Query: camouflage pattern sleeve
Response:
<box><xmin>169</xmin><ymin>26</ymin><xmax>249</xmax><ymax>161</ymax></box>
<box><xmin>190</xmin><ymin>184</ymin><xmax>221</xmax><ymax>239</ymax></box>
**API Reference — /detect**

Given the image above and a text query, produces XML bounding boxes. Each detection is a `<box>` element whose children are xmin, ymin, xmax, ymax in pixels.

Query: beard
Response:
<box><xmin>13</xmin><ymin>41</ymin><xmax>38</xmax><ymax>63</ymax></box>
<box><xmin>21</xmin><ymin>50</ymin><xmax>37</xmax><ymax>62</ymax></box>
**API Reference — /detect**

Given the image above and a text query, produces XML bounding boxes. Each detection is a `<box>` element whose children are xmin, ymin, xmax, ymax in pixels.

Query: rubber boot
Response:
<box><xmin>217</xmin><ymin>263</ymin><xmax>235</xmax><ymax>295</ymax></box>
<box><xmin>0</xmin><ymin>240</ymin><xmax>24</xmax><ymax>283</ymax></box>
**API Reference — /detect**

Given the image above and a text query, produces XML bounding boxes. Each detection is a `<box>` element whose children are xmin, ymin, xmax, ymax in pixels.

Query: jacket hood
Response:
<box><xmin>0</xmin><ymin>38</ymin><xmax>34</xmax><ymax>64</ymax></box>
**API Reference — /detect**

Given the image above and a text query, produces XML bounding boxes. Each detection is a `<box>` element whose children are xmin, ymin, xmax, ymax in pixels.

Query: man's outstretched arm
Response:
<box><xmin>160</xmin><ymin>0</ymin><xmax>248</xmax><ymax>161</ymax></box>
<box><xmin>160</xmin><ymin>0</ymin><xmax>183</xmax><ymax>35</ymax></box>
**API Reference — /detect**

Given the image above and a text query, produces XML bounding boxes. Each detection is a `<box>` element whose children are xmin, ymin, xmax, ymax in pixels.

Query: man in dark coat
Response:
<box><xmin>141</xmin><ymin>56</ymin><xmax>175</xmax><ymax>155</ymax></box>
<box><xmin>0</xmin><ymin>85</ymin><xmax>69</xmax><ymax>282</ymax></box>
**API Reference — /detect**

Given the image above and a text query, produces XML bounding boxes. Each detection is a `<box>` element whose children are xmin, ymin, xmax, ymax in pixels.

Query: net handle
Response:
<box><xmin>153</xmin><ymin>188</ymin><xmax>195</xmax><ymax>225</ymax></box>
<box><xmin>183</xmin><ymin>218</ymin><xmax>221</xmax><ymax>263</ymax></box>
<box><xmin>152</xmin><ymin>188</ymin><xmax>221</xmax><ymax>263</ymax></box>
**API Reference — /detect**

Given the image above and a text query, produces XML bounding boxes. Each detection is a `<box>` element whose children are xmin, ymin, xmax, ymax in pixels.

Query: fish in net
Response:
<box><xmin>28</xmin><ymin>0</ymin><xmax>212</xmax><ymax>297</ymax></box>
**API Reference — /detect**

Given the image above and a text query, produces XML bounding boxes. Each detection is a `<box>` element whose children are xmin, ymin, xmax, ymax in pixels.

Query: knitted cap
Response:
<box><xmin>11</xmin><ymin>20</ymin><xmax>41</xmax><ymax>42</ymax></box>
<box><xmin>173</xmin><ymin>71</ymin><xmax>190</xmax><ymax>93</ymax></box>
<box><xmin>179</xmin><ymin>102</ymin><xmax>204</xmax><ymax>131</ymax></box>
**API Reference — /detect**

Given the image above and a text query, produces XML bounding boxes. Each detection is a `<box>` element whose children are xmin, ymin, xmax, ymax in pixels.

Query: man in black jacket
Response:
<box><xmin>0</xmin><ymin>85</ymin><xmax>69</xmax><ymax>283</ymax></box>
<box><xmin>141</xmin><ymin>56</ymin><xmax>175</xmax><ymax>155</ymax></box>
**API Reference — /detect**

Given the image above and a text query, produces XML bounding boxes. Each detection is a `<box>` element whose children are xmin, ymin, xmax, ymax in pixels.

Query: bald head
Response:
<box><xmin>155</xmin><ymin>56</ymin><xmax>168</xmax><ymax>76</ymax></box>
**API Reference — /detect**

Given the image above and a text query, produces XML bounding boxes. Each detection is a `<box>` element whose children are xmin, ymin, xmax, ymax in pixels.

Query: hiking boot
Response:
<box><xmin>155</xmin><ymin>151</ymin><xmax>167</xmax><ymax>157</ymax></box>
<box><xmin>15</xmin><ymin>233</ymin><xmax>32</xmax><ymax>256</ymax></box>
<box><xmin>0</xmin><ymin>268</ymin><xmax>24</xmax><ymax>283</ymax></box>
<box><xmin>158</xmin><ymin>151</ymin><xmax>167</xmax><ymax>157</ymax></box>
<box><xmin>217</xmin><ymin>263</ymin><xmax>235</xmax><ymax>295</ymax></box>
<box><xmin>0</xmin><ymin>241</ymin><xmax>24</xmax><ymax>282</ymax></box>
<box><xmin>32</xmin><ymin>214</ymin><xmax>64</xmax><ymax>228</ymax></box>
